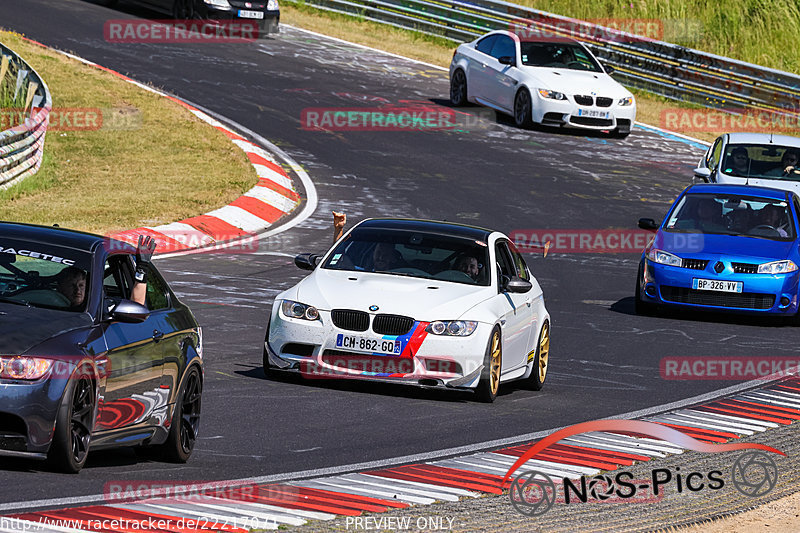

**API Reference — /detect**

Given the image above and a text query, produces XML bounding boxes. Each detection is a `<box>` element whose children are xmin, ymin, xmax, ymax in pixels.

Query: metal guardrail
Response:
<box><xmin>292</xmin><ymin>0</ymin><xmax>800</xmax><ymax>116</ymax></box>
<box><xmin>0</xmin><ymin>42</ymin><xmax>51</xmax><ymax>189</ymax></box>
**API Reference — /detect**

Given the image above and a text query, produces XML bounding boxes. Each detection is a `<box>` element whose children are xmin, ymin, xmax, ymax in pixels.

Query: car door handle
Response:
<box><xmin>153</xmin><ymin>329</ymin><xmax>164</xmax><ymax>341</ymax></box>
<box><xmin>525</xmin><ymin>298</ymin><xmax>532</xmax><ymax>307</ymax></box>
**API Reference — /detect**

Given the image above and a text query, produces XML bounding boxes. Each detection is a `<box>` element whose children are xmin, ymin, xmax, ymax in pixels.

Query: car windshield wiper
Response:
<box><xmin>374</xmin><ymin>270</ymin><xmax>421</xmax><ymax>278</ymax></box>
<box><xmin>0</xmin><ymin>296</ymin><xmax>31</xmax><ymax>307</ymax></box>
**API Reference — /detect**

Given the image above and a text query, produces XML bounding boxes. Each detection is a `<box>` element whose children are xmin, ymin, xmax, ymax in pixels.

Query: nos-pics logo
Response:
<box><xmin>504</xmin><ymin>419</ymin><xmax>782</xmax><ymax>517</ymax></box>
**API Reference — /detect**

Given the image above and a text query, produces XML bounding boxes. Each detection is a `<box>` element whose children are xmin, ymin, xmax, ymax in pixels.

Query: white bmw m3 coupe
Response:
<box><xmin>449</xmin><ymin>30</ymin><xmax>636</xmax><ymax>137</ymax></box>
<box><xmin>263</xmin><ymin>219</ymin><xmax>550</xmax><ymax>402</ymax></box>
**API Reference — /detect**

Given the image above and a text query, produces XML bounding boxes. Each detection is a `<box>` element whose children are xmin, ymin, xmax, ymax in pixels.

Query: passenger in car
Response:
<box><xmin>765</xmin><ymin>149</ymin><xmax>800</xmax><ymax>177</ymax></box>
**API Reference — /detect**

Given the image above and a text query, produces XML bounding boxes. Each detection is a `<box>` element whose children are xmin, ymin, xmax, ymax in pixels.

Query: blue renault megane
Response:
<box><xmin>635</xmin><ymin>184</ymin><xmax>800</xmax><ymax>318</ymax></box>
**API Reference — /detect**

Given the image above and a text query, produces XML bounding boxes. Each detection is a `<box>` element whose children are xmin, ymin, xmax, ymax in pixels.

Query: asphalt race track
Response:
<box><xmin>3</xmin><ymin>0</ymin><xmax>799</xmax><ymax>506</ymax></box>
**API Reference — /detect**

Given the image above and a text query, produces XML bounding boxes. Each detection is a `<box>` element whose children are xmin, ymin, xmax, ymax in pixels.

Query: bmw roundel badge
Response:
<box><xmin>369</xmin><ymin>305</ymin><xmax>379</xmax><ymax>311</ymax></box>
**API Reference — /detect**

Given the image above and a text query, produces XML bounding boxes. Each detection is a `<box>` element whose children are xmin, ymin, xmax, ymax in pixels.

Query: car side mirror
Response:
<box><xmin>694</xmin><ymin>167</ymin><xmax>712</xmax><ymax>182</ymax></box>
<box><xmin>638</xmin><ymin>218</ymin><xmax>659</xmax><ymax>231</ymax></box>
<box><xmin>506</xmin><ymin>277</ymin><xmax>532</xmax><ymax>293</ymax></box>
<box><xmin>498</xmin><ymin>56</ymin><xmax>515</xmax><ymax>66</ymax></box>
<box><xmin>295</xmin><ymin>253</ymin><xmax>320</xmax><ymax>271</ymax></box>
<box><xmin>604</xmin><ymin>64</ymin><xmax>616</xmax><ymax>74</ymax></box>
<box><xmin>111</xmin><ymin>299</ymin><xmax>149</xmax><ymax>323</ymax></box>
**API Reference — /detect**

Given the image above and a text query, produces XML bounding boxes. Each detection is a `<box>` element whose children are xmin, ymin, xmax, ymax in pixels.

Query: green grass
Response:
<box><xmin>0</xmin><ymin>30</ymin><xmax>258</xmax><ymax>235</ymax></box>
<box><xmin>513</xmin><ymin>0</ymin><xmax>800</xmax><ymax>73</ymax></box>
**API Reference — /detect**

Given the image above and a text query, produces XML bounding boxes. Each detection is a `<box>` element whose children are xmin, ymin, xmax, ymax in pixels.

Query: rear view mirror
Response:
<box><xmin>506</xmin><ymin>278</ymin><xmax>532</xmax><ymax>293</ymax></box>
<box><xmin>638</xmin><ymin>218</ymin><xmax>659</xmax><ymax>231</ymax></box>
<box><xmin>498</xmin><ymin>56</ymin><xmax>515</xmax><ymax>66</ymax></box>
<box><xmin>295</xmin><ymin>253</ymin><xmax>320</xmax><ymax>271</ymax></box>
<box><xmin>112</xmin><ymin>299</ymin><xmax>149</xmax><ymax>323</ymax></box>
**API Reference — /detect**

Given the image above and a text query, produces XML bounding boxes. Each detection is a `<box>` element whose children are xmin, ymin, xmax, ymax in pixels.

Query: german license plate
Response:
<box><xmin>692</xmin><ymin>279</ymin><xmax>742</xmax><ymax>293</ymax></box>
<box><xmin>336</xmin><ymin>334</ymin><xmax>402</xmax><ymax>355</ymax></box>
<box><xmin>577</xmin><ymin>109</ymin><xmax>609</xmax><ymax>118</ymax></box>
<box><xmin>239</xmin><ymin>9</ymin><xmax>265</xmax><ymax>19</ymax></box>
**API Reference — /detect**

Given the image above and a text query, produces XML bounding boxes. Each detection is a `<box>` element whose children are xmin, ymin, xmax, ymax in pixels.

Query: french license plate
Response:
<box><xmin>692</xmin><ymin>278</ymin><xmax>743</xmax><ymax>293</ymax></box>
<box><xmin>239</xmin><ymin>9</ymin><xmax>265</xmax><ymax>19</ymax></box>
<box><xmin>336</xmin><ymin>334</ymin><xmax>402</xmax><ymax>355</ymax></box>
<box><xmin>577</xmin><ymin>109</ymin><xmax>609</xmax><ymax>118</ymax></box>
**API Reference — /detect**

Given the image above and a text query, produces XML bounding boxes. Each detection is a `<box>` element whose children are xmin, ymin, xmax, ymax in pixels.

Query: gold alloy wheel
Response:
<box><xmin>538</xmin><ymin>322</ymin><xmax>550</xmax><ymax>383</ymax></box>
<box><xmin>490</xmin><ymin>330</ymin><xmax>502</xmax><ymax>395</ymax></box>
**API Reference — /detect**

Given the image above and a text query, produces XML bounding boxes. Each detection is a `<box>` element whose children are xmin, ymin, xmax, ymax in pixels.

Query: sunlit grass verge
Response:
<box><xmin>0</xmin><ymin>30</ymin><xmax>257</xmax><ymax>235</ymax></box>
<box><xmin>281</xmin><ymin>4</ymin><xmax>716</xmax><ymax>143</ymax></box>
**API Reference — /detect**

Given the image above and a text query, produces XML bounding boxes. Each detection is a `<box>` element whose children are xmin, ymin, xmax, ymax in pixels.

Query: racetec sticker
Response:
<box><xmin>0</xmin><ymin>246</ymin><xmax>76</xmax><ymax>265</ymax></box>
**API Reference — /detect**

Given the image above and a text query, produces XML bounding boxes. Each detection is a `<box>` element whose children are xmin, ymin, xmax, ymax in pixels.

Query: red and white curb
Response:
<box><xmin>21</xmin><ymin>37</ymin><xmax>301</xmax><ymax>254</ymax></box>
<box><xmin>5</xmin><ymin>375</ymin><xmax>798</xmax><ymax>531</ymax></box>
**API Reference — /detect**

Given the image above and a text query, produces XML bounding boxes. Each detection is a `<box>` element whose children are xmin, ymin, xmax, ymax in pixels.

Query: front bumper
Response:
<box><xmin>198</xmin><ymin>2</ymin><xmax>280</xmax><ymax>34</ymax></box>
<box><xmin>640</xmin><ymin>259</ymin><xmax>800</xmax><ymax>314</ymax></box>
<box><xmin>0</xmin><ymin>376</ymin><xmax>70</xmax><ymax>456</ymax></box>
<box><xmin>532</xmin><ymin>93</ymin><xmax>636</xmax><ymax>132</ymax></box>
<box><xmin>266</xmin><ymin>308</ymin><xmax>491</xmax><ymax>389</ymax></box>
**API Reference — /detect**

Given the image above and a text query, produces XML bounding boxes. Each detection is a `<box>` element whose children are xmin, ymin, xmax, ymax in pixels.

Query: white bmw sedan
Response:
<box><xmin>263</xmin><ymin>219</ymin><xmax>551</xmax><ymax>402</ymax></box>
<box><xmin>449</xmin><ymin>30</ymin><xmax>636</xmax><ymax>137</ymax></box>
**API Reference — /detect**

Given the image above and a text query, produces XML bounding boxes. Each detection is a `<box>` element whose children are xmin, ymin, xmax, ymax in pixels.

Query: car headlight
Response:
<box><xmin>267</xmin><ymin>0</ymin><xmax>279</xmax><ymax>10</ymax></box>
<box><xmin>0</xmin><ymin>356</ymin><xmax>53</xmax><ymax>380</ymax></box>
<box><xmin>426</xmin><ymin>321</ymin><xmax>478</xmax><ymax>336</ymax></box>
<box><xmin>204</xmin><ymin>0</ymin><xmax>230</xmax><ymax>7</ymax></box>
<box><xmin>618</xmin><ymin>96</ymin><xmax>634</xmax><ymax>106</ymax></box>
<box><xmin>757</xmin><ymin>260</ymin><xmax>798</xmax><ymax>274</ymax></box>
<box><xmin>537</xmin><ymin>89</ymin><xmax>566</xmax><ymax>100</ymax></box>
<box><xmin>281</xmin><ymin>300</ymin><xmax>320</xmax><ymax>321</ymax></box>
<box><xmin>647</xmin><ymin>249</ymin><xmax>682</xmax><ymax>267</ymax></box>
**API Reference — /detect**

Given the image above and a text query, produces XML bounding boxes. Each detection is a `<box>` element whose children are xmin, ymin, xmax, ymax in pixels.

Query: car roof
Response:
<box><xmin>724</xmin><ymin>132</ymin><xmax>800</xmax><ymax>147</ymax></box>
<box><xmin>354</xmin><ymin>218</ymin><xmax>495</xmax><ymax>241</ymax></box>
<box><xmin>686</xmin><ymin>183</ymin><xmax>794</xmax><ymax>201</ymax></box>
<box><xmin>0</xmin><ymin>221</ymin><xmax>132</xmax><ymax>253</ymax></box>
<box><xmin>476</xmin><ymin>29</ymin><xmax>577</xmax><ymax>45</ymax></box>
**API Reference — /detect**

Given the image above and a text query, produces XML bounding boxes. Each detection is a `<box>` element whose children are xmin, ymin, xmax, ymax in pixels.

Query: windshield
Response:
<box><xmin>720</xmin><ymin>144</ymin><xmax>800</xmax><ymax>181</ymax></box>
<box><xmin>322</xmin><ymin>228</ymin><xmax>491</xmax><ymax>286</ymax></box>
<box><xmin>664</xmin><ymin>193</ymin><xmax>796</xmax><ymax>241</ymax></box>
<box><xmin>519</xmin><ymin>42</ymin><xmax>602</xmax><ymax>72</ymax></box>
<box><xmin>0</xmin><ymin>240</ymin><xmax>92</xmax><ymax>311</ymax></box>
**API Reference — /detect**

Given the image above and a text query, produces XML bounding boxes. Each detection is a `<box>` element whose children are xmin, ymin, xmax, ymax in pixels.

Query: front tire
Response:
<box><xmin>47</xmin><ymin>369</ymin><xmax>94</xmax><ymax>473</ymax></box>
<box><xmin>172</xmin><ymin>0</ymin><xmax>196</xmax><ymax>19</ymax></box>
<box><xmin>476</xmin><ymin>327</ymin><xmax>502</xmax><ymax>403</ymax></box>
<box><xmin>450</xmin><ymin>69</ymin><xmax>469</xmax><ymax>106</ymax></box>
<box><xmin>526</xmin><ymin>321</ymin><xmax>549</xmax><ymax>391</ymax></box>
<box><xmin>160</xmin><ymin>366</ymin><xmax>202</xmax><ymax>463</ymax></box>
<box><xmin>514</xmin><ymin>89</ymin><xmax>533</xmax><ymax>129</ymax></box>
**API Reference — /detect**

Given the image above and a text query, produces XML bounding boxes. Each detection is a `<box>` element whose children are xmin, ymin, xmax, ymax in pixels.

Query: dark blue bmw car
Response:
<box><xmin>635</xmin><ymin>184</ymin><xmax>800</xmax><ymax>318</ymax></box>
<box><xmin>0</xmin><ymin>222</ymin><xmax>203</xmax><ymax>472</ymax></box>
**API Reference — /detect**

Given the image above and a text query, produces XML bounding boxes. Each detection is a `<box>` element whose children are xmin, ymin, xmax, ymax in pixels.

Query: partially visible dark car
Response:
<box><xmin>101</xmin><ymin>0</ymin><xmax>280</xmax><ymax>35</ymax></box>
<box><xmin>0</xmin><ymin>222</ymin><xmax>203</xmax><ymax>472</ymax></box>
